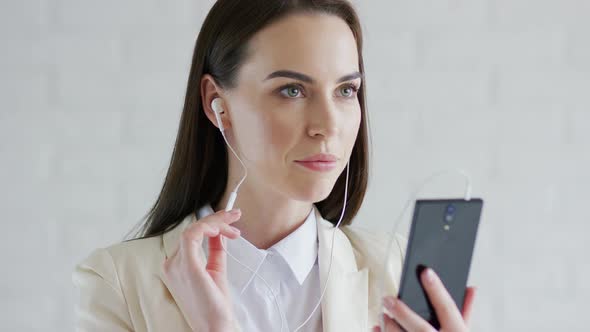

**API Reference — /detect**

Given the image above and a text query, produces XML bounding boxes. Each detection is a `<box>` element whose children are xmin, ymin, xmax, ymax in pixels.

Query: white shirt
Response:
<box><xmin>197</xmin><ymin>204</ymin><xmax>323</xmax><ymax>332</ymax></box>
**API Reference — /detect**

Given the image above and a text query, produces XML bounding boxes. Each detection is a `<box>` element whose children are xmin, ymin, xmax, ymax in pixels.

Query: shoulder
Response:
<box><xmin>72</xmin><ymin>233</ymin><xmax>166</xmax><ymax>291</ymax></box>
<box><xmin>71</xmin><ymin>234</ymin><xmax>168</xmax><ymax>330</ymax></box>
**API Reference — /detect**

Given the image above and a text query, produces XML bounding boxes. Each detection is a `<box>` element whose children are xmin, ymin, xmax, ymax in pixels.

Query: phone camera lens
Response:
<box><xmin>444</xmin><ymin>204</ymin><xmax>456</xmax><ymax>223</ymax></box>
<box><xmin>446</xmin><ymin>204</ymin><xmax>456</xmax><ymax>214</ymax></box>
<box><xmin>445</xmin><ymin>214</ymin><xmax>454</xmax><ymax>223</ymax></box>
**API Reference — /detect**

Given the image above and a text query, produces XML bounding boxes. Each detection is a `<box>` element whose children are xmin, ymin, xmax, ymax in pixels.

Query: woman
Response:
<box><xmin>73</xmin><ymin>1</ymin><xmax>476</xmax><ymax>331</ymax></box>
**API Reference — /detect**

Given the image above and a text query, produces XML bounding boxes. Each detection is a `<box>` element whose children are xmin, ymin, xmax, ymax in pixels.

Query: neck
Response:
<box><xmin>214</xmin><ymin>179</ymin><xmax>313</xmax><ymax>250</ymax></box>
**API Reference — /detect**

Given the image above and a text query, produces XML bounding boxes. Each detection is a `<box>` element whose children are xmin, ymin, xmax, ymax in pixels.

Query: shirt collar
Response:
<box><xmin>196</xmin><ymin>204</ymin><xmax>318</xmax><ymax>288</ymax></box>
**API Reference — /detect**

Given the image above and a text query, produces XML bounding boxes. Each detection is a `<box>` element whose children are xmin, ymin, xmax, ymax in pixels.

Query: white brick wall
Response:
<box><xmin>1</xmin><ymin>0</ymin><xmax>587</xmax><ymax>331</ymax></box>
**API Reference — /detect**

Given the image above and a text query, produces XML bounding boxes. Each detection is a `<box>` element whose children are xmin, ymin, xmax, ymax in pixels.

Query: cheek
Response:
<box><xmin>235</xmin><ymin>108</ymin><xmax>298</xmax><ymax>165</ymax></box>
<box><xmin>268</xmin><ymin>117</ymin><xmax>299</xmax><ymax>157</ymax></box>
<box><xmin>344</xmin><ymin>107</ymin><xmax>362</xmax><ymax>153</ymax></box>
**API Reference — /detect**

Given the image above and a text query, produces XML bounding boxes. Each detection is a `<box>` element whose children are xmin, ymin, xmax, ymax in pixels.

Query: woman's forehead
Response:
<box><xmin>242</xmin><ymin>13</ymin><xmax>360</xmax><ymax>83</ymax></box>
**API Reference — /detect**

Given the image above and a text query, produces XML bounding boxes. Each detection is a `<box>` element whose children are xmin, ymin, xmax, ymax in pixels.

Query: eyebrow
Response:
<box><xmin>263</xmin><ymin>70</ymin><xmax>363</xmax><ymax>84</ymax></box>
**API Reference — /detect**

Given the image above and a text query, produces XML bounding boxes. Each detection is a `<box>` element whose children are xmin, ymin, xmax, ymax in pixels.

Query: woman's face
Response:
<box><xmin>223</xmin><ymin>13</ymin><xmax>362</xmax><ymax>202</ymax></box>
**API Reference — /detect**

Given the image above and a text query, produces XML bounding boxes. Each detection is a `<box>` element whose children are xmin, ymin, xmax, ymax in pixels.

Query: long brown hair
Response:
<box><xmin>128</xmin><ymin>0</ymin><xmax>371</xmax><ymax>240</ymax></box>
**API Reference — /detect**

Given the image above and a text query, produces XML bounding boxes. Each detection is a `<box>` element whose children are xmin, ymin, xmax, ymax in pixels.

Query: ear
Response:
<box><xmin>200</xmin><ymin>74</ymin><xmax>232</xmax><ymax>130</ymax></box>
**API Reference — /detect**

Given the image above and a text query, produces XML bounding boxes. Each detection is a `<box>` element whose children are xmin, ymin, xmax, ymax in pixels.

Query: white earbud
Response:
<box><xmin>211</xmin><ymin>97</ymin><xmax>225</xmax><ymax>132</ymax></box>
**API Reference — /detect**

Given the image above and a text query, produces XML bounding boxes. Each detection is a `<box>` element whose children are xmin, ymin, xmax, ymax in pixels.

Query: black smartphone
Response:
<box><xmin>397</xmin><ymin>198</ymin><xmax>484</xmax><ymax>329</ymax></box>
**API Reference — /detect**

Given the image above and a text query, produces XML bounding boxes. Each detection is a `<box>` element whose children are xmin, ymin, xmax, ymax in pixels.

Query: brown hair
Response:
<box><xmin>129</xmin><ymin>0</ymin><xmax>371</xmax><ymax>240</ymax></box>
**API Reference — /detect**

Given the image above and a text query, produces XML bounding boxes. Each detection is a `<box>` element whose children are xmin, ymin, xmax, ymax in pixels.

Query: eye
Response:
<box><xmin>338</xmin><ymin>83</ymin><xmax>360</xmax><ymax>98</ymax></box>
<box><xmin>278</xmin><ymin>84</ymin><xmax>304</xmax><ymax>98</ymax></box>
<box><xmin>277</xmin><ymin>82</ymin><xmax>360</xmax><ymax>99</ymax></box>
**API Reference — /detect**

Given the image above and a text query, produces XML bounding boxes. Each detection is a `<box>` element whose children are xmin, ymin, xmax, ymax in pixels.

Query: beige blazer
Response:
<box><xmin>72</xmin><ymin>205</ymin><xmax>407</xmax><ymax>331</ymax></box>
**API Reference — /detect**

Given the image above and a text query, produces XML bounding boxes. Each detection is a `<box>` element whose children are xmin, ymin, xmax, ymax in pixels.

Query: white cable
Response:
<box><xmin>377</xmin><ymin>169</ymin><xmax>472</xmax><ymax>332</ymax></box>
<box><xmin>216</xmin><ymin>126</ymin><xmax>350</xmax><ymax>332</ymax></box>
<box><xmin>219</xmin><ymin>128</ymin><xmax>247</xmax><ymax>212</ymax></box>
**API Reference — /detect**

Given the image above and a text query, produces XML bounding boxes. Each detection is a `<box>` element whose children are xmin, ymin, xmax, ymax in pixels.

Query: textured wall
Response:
<box><xmin>1</xmin><ymin>0</ymin><xmax>587</xmax><ymax>330</ymax></box>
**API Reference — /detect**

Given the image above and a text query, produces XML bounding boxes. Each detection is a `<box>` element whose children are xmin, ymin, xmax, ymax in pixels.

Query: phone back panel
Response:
<box><xmin>397</xmin><ymin>198</ymin><xmax>483</xmax><ymax>329</ymax></box>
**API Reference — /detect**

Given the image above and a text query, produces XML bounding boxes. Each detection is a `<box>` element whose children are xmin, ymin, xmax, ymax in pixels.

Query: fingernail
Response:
<box><xmin>425</xmin><ymin>268</ymin><xmax>436</xmax><ymax>283</ymax></box>
<box><xmin>230</xmin><ymin>226</ymin><xmax>241</xmax><ymax>234</ymax></box>
<box><xmin>228</xmin><ymin>209</ymin><xmax>241</xmax><ymax>216</ymax></box>
<box><xmin>382</xmin><ymin>296</ymin><xmax>395</xmax><ymax>311</ymax></box>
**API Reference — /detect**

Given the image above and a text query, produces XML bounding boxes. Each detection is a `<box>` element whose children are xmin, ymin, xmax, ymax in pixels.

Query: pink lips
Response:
<box><xmin>295</xmin><ymin>153</ymin><xmax>339</xmax><ymax>172</ymax></box>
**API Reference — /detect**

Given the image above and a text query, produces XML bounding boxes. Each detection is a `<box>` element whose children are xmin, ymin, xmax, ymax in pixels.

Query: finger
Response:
<box><xmin>205</xmin><ymin>234</ymin><xmax>232</xmax><ymax>297</ymax></box>
<box><xmin>382</xmin><ymin>296</ymin><xmax>436</xmax><ymax>332</ymax></box>
<box><xmin>372</xmin><ymin>312</ymin><xmax>404</xmax><ymax>332</ymax></box>
<box><xmin>179</xmin><ymin>223</ymin><xmax>237</xmax><ymax>289</ymax></box>
<box><xmin>383</xmin><ymin>312</ymin><xmax>404</xmax><ymax>332</ymax></box>
<box><xmin>178</xmin><ymin>222</ymin><xmax>216</xmax><ymax>268</ymax></box>
<box><xmin>161</xmin><ymin>224</ymin><xmax>218</xmax><ymax>282</ymax></box>
<box><xmin>197</xmin><ymin>209</ymin><xmax>242</xmax><ymax>239</ymax></box>
<box><xmin>202</xmin><ymin>209</ymin><xmax>242</xmax><ymax>241</ymax></box>
<box><xmin>207</xmin><ymin>208</ymin><xmax>242</xmax><ymax>225</ymax></box>
<box><xmin>176</xmin><ymin>209</ymin><xmax>241</xmax><ymax>248</ymax></box>
<box><xmin>207</xmin><ymin>221</ymin><xmax>242</xmax><ymax>240</ymax></box>
<box><xmin>420</xmin><ymin>268</ymin><xmax>464</xmax><ymax>330</ymax></box>
<box><xmin>461</xmin><ymin>286</ymin><xmax>477</xmax><ymax>326</ymax></box>
<box><xmin>206</xmin><ymin>227</ymin><xmax>240</xmax><ymax>275</ymax></box>
<box><xmin>181</xmin><ymin>221</ymin><xmax>214</xmax><ymax>246</ymax></box>
<box><xmin>183</xmin><ymin>219</ymin><xmax>240</xmax><ymax>249</ymax></box>
<box><xmin>179</xmin><ymin>223</ymin><xmax>236</xmax><ymax>270</ymax></box>
<box><xmin>184</xmin><ymin>209</ymin><xmax>241</xmax><ymax>244</ymax></box>
<box><xmin>203</xmin><ymin>212</ymin><xmax>241</xmax><ymax>297</ymax></box>
<box><xmin>206</xmin><ymin>234</ymin><xmax>226</xmax><ymax>273</ymax></box>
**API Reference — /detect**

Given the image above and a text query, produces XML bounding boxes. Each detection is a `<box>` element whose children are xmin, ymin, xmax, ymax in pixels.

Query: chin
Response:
<box><xmin>289</xmin><ymin>178</ymin><xmax>336</xmax><ymax>203</ymax></box>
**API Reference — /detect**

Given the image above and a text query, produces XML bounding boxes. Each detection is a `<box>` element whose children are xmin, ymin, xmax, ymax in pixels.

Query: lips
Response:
<box><xmin>295</xmin><ymin>153</ymin><xmax>339</xmax><ymax>162</ymax></box>
<box><xmin>295</xmin><ymin>153</ymin><xmax>339</xmax><ymax>172</ymax></box>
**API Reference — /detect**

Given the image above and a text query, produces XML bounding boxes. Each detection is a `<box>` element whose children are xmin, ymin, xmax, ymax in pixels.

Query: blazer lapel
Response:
<box><xmin>315</xmin><ymin>207</ymin><xmax>369</xmax><ymax>332</ymax></box>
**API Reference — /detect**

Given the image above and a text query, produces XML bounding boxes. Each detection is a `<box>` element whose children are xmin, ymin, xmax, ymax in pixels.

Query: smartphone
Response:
<box><xmin>397</xmin><ymin>198</ymin><xmax>484</xmax><ymax>329</ymax></box>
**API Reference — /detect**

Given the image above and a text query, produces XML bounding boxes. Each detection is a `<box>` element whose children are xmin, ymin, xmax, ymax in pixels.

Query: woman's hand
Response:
<box><xmin>161</xmin><ymin>208</ymin><xmax>243</xmax><ymax>332</ymax></box>
<box><xmin>372</xmin><ymin>268</ymin><xmax>476</xmax><ymax>332</ymax></box>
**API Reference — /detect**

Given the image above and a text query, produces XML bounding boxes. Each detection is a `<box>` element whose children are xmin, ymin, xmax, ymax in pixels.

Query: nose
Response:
<box><xmin>307</xmin><ymin>97</ymin><xmax>340</xmax><ymax>139</ymax></box>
